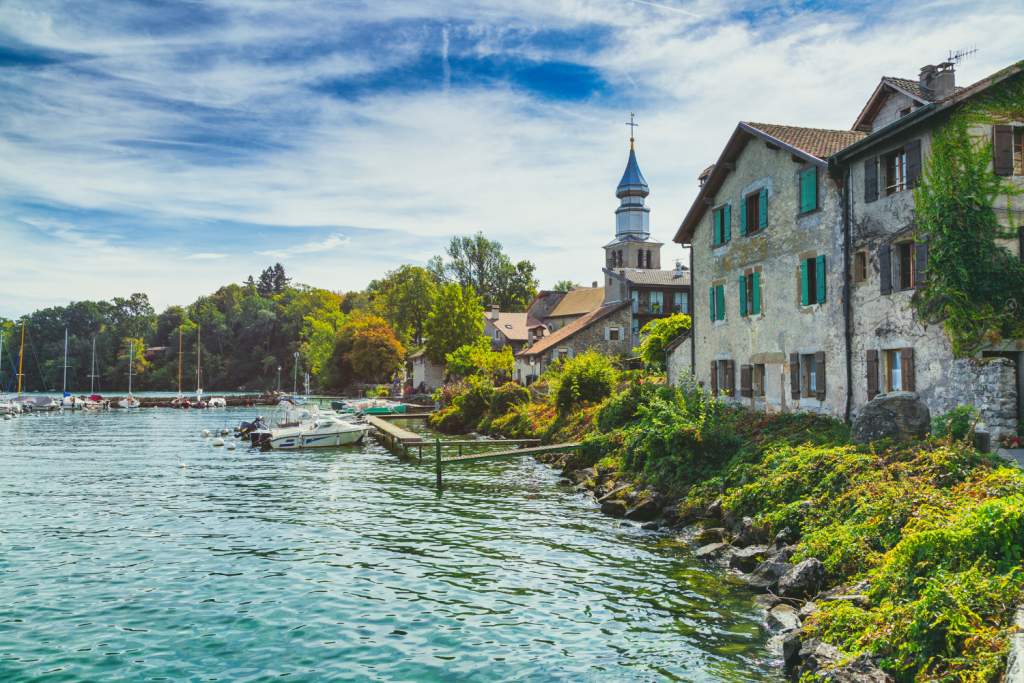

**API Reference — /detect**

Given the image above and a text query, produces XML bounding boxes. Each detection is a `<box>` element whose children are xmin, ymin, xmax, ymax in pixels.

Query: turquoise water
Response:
<box><xmin>0</xmin><ymin>408</ymin><xmax>777</xmax><ymax>682</ymax></box>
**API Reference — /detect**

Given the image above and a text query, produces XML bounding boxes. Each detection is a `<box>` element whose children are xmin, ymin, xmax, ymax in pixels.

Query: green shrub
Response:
<box><xmin>489</xmin><ymin>382</ymin><xmax>530</xmax><ymax>418</ymax></box>
<box><xmin>451</xmin><ymin>376</ymin><xmax>494</xmax><ymax>429</ymax></box>
<box><xmin>931</xmin><ymin>405</ymin><xmax>976</xmax><ymax>441</ymax></box>
<box><xmin>552</xmin><ymin>351</ymin><xmax>617</xmax><ymax>415</ymax></box>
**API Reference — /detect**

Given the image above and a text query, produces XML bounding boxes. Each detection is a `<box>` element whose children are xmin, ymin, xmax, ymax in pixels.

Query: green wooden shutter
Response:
<box><xmin>815</xmin><ymin>255</ymin><xmax>826</xmax><ymax>303</ymax></box>
<box><xmin>713</xmin><ymin>210</ymin><xmax>721</xmax><ymax>245</ymax></box>
<box><xmin>759</xmin><ymin>189</ymin><xmax>768</xmax><ymax>230</ymax></box>
<box><xmin>739</xmin><ymin>276</ymin><xmax>747</xmax><ymax>316</ymax></box>
<box><xmin>751</xmin><ymin>272</ymin><xmax>761</xmax><ymax>314</ymax></box>
<box><xmin>716</xmin><ymin>285</ymin><xmax>725</xmax><ymax>320</ymax></box>
<box><xmin>800</xmin><ymin>259</ymin><xmax>809</xmax><ymax>306</ymax></box>
<box><xmin>800</xmin><ymin>168</ymin><xmax>816</xmax><ymax>213</ymax></box>
<box><xmin>739</xmin><ymin>197</ymin><xmax>747</xmax><ymax>236</ymax></box>
<box><xmin>709</xmin><ymin>286</ymin><xmax>715</xmax><ymax>321</ymax></box>
<box><xmin>723</xmin><ymin>204</ymin><xmax>731</xmax><ymax>242</ymax></box>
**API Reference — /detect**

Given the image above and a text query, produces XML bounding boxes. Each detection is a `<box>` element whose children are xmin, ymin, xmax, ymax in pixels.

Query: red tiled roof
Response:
<box><xmin>517</xmin><ymin>303</ymin><xmax>627</xmax><ymax>358</ymax></box>
<box><xmin>742</xmin><ymin>122</ymin><xmax>866</xmax><ymax>160</ymax></box>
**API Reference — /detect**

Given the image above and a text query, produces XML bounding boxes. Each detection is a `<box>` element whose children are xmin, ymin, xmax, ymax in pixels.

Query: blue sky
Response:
<box><xmin>1</xmin><ymin>0</ymin><xmax>1022</xmax><ymax>317</ymax></box>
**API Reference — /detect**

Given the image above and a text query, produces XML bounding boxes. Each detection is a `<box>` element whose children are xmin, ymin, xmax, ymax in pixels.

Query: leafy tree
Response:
<box><xmin>637</xmin><ymin>314</ymin><xmax>692</xmax><ymax>369</ymax></box>
<box><xmin>551</xmin><ymin>280</ymin><xmax>580</xmax><ymax>292</ymax></box>
<box><xmin>372</xmin><ymin>265</ymin><xmax>436</xmax><ymax>345</ymax></box>
<box><xmin>423</xmin><ymin>283</ymin><xmax>484</xmax><ymax>364</ymax></box>
<box><xmin>340</xmin><ymin>290</ymin><xmax>370</xmax><ymax>314</ymax></box>
<box><xmin>350</xmin><ymin>322</ymin><xmax>405</xmax><ymax>383</ymax></box>
<box><xmin>428</xmin><ymin>232</ymin><xmax>538</xmax><ymax>312</ymax></box>
<box><xmin>445</xmin><ymin>337</ymin><xmax>514</xmax><ymax>380</ymax></box>
<box><xmin>111</xmin><ymin>293</ymin><xmax>155</xmax><ymax>344</ymax></box>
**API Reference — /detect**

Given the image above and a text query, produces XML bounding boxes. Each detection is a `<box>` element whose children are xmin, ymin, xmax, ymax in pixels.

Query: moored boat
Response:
<box><xmin>330</xmin><ymin>398</ymin><xmax>407</xmax><ymax>414</ymax></box>
<box><xmin>265</xmin><ymin>403</ymin><xmax>369</xmax><ymax>450</ymax></box>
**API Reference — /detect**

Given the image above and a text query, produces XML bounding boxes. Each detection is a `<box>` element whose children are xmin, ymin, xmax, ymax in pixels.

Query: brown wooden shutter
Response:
<box><xmin>914</xmin><ymin>240</ymin><xmax>928</xmax><ymax>288</ymax></box>
<box><xmin>710</xmin><ymin>361</ymin><xmax>718</xmax><ymax>396</ymax></box>
<box><xmin>994</xmin><ymin>125</ymin><xmax>1015</xmax><ymax>176</ymax></box>
<box><xmin>866</xmin><ymin>350</ymin><xmax>879</xmax><ymax>401</ymax></box>
<box><xmin>906</xmin><ymin>139</ymin><xmax>922</xmax><ymax>188</ymax></box>
<box><xmin>879</xmin><ymin>243</ymin><xmax>892</xmax><ymax>295</ymax></box>
<box><xmin>864</xmin><ymin>157</ymin><xmax>878</xmax><ymax>203</ymax></box>
<box><xmin>815</xmin><ymin>351</ymin><xmax>825</xmax><ymax>400</ymax></box>
<box><xmin>726</xmin><ymin>360</ymin><xmax>735</xmax><ymax>397</ymax></box>
<box><xmin>740</xmin><ymin>364</ymin><xmax>752</xmax><ymax>397</ymax></box>
<box><xmin>901</xmin><ymin>348</ymin><xmax>915</xmax><ymax>392</ymax></box>
<box><xmin>789</xmin><ymin>353</ymin><xmax>800</xmax><ymax>400</ymax></box>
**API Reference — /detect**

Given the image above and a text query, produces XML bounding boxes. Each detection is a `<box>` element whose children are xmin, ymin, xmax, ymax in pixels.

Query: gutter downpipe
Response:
<box><xmin>842</xmin><ymin>160</ymin><xmax>854</xmax><ymax>422</ymax></box>
<box><xmin>689</xmin><ymin>243</ymin><xmax>695</xmax><ymax>377</ymax></box>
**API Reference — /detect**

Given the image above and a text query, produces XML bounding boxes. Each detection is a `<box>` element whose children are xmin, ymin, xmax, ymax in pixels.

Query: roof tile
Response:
<box><xmin>742</xmin><ymin>122</ymin><xmax>866</xmax><ymax>159</ymax></box>
<box><xmin>517</xmin><ymin>303</ymin><xmax>627</xmax><ymax>357</ymax></box>
<box><xmin>547</xmin><ymin>287</ymin><xmax>605</xmax><ymax>317</ymax></box>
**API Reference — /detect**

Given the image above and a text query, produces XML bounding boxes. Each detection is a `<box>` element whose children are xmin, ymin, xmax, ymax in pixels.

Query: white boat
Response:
<box><xmin>13</xmin><ymin>395</ymin><xmax>58</xmax><ymax>411</ymax></box>
<box><xmin>117</xmin><ymin>341</ymin><xmax>140</xmax><ymax>409</ymax></box>
<box><xmin>266</xmin><ymin>403</ymin><xmax>369</xmax><ymax>450</ymax></box>
<box><xmin>59</xmin><ymin>329</ymin><xmax>80</xmax><ymax>410</ymax></box>
<box><xmin>207</xmin><ymin>396</ymin><xmax>227</xmax><ymax>407</ymax></box>
<box><xmin>0</xmin><ymin>332</ymin><xmax>19</xmax><ymax>416</ymax></box>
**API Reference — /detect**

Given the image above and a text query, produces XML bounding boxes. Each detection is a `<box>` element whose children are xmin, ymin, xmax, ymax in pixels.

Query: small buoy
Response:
<box><xmin>201</xmin><ymin>429</ymin><xmax>211</xmax><ymax>437</ymax></box>
<box><xmin>226</xmin><ymin>442</ymin><xmax>236</xmax><ymax>450</ymax></box>
<box><xmin>220</xmin><ymin>428</ymin><xmax>230</xmax><ymax>435</ymax></box>
<box><xmin>213</xmin><ymin>437</ymin><xmax>225</xmax><ymax>446</ymax></box>
<box><xmin>2</xmin><ymin>414</ymin><xmax>10</xmax><ymax>421</ymax></box>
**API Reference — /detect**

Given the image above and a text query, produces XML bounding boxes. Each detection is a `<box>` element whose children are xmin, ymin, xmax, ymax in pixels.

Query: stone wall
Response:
<box><xmin>934</xmin><ymin>357</ymin><xmax>1019</xmax><ymax>444</ymax></box>
<box><xmin>666</xmin><ymin>335</ymin><xmax>692</xmax><ymax>387</ymax></box>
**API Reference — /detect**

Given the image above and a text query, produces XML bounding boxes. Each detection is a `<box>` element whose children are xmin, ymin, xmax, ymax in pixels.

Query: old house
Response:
<box><xmin>515</xmin><ymin>138</ymin><xmax>691</xmax><ymax>381</ymax></box>
<box><xmin>674</xmin><ymin>122</ymin><xmax>863</xmax><ymax>413</ymax></box>
<box><xmin>408</xmin><ymin>349</ymin><xmax>446</xmax><ymax>391</ymax></box>
<box><xmin>834</xmin><ymin>61</ymin><xmax>1024</xmax><ymax>440</ymax></box>
<box><xmin>482</xmin><ymin>305</ymin><xmax>546</xmax><ymax>353</ymax></box>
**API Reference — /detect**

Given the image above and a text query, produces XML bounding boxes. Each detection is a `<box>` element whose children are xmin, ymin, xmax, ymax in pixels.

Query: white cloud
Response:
<box><xmin>255</xmin><ymin>233</ymin><xmax>350</xmax><ymax>258</ymax></box>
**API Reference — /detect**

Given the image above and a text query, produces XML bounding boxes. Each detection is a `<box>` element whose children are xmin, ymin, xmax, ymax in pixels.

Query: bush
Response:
<box><xmin>453</xmin><ymin>377</ymin><xmax>494</xmax><ymax>428</ymax></box>
<box><xmin>489</xmin><ymin>382</ymin><xmax>530</xmax><ymax>418</ymax></box>
<box><xmin>931</xmin><ymin>405</ymin><xmax>975</xmax><ymax>441</ymax></box>
<box><xmin>552</xmin><ymin>351</ymin><xmax>616</xmax><ymax>415</ymax></box>
<box><xmin>375</xmin><ymin>386</ymin><xmax>390</xmax><ymax>398</ymax></box>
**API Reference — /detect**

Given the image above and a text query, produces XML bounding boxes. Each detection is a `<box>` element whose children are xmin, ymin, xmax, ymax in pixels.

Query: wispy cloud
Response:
<box><xmin>255</xmin><ymin>233</ymin><xmax>350</xmax><ymax>259</ymax></box>
<box><xmin>0</xmin><ymin>0</ymin><xmax>1022</xmax><ymax>317</ymax></box>
<box><xmin>188</xmin><ymin>253</ymin><xmax>228</xmax><ymax>259</ymax></box>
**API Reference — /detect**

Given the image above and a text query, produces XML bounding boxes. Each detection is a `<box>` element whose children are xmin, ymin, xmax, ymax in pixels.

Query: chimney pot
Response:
<box><xmin>592</xmin><ymin>281</ymin><xmax>598</xmax><ymax>288</ymax></box>
<box><xmin>491</xmin><ymin>304</ymin><xmax>499</xmax><ymax>320</ymax></box>
<box><xmin>674</xmin><ymin>261</ymin><xmax>683</xmax><ymax>277</ymax></box>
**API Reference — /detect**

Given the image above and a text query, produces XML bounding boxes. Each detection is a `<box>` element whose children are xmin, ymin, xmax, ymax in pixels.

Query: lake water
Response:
<box><xmin>0</xmin><ymin>407</ymin><xmax>777</xmax><ymax>682</ymax></box>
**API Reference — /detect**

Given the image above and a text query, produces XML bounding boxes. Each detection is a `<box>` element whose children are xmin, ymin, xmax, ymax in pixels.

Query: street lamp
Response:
<box><xmin>293</xmin><ymin>351</ymin><xmax>299</xmax><ymax>394</ymax></box>
<box><xmin>277</xmin><ymin>366</ymin><xmax>282</xmax><ymax>392</ymax></box>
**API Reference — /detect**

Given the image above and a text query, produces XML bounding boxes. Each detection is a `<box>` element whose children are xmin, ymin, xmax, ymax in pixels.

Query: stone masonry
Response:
<box><xmin>935</xmin><ymin>357</ymin><xmax>1019</xmax><ymax>444</ymax></box>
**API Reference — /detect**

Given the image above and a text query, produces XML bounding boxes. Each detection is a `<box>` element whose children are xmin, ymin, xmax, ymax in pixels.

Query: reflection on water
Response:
<box><xmin>0</xmin><ymin>409</ymin><xmax>777</xmax><ymax>682</ymax></box>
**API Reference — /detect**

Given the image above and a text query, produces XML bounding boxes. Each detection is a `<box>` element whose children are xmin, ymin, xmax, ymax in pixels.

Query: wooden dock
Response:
<box><xmin>432</xmin><ymin>439</ymin><xmax>582</xmax><ymax>487</ymax></box>
<box><xmin>365</xmin><ymin>415</ymin><xmax>423</xmax><ymax>454</ymax></box>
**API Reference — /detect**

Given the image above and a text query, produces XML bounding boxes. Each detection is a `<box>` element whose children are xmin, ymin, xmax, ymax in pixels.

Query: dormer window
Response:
<box><xmin>899</xmin><ymin>107</ymin><xmax>911</xmax><ymax>118</ymax></box>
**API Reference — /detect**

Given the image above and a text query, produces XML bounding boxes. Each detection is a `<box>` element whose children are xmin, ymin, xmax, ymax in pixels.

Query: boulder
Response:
<box><xmin>624</xmin><ymin>496</ymin><xmax>663</xmax><ymax>522</ymax></box>
<box><xmin>574</xmin><ymin>467</ymin><xmax>598</xmax><ymax>485</ymax></box>
<box><xmin>777</xmin><ymin>558</ymin><xmax>825</xmax><ymax>599</ymax></box>
<box><xmin>705</xmin><ymin>498</ymin><xmax>723</xmax><ymax>518</ymax></box>
<box><xmin>772</xmin><ymin>527</ymin><xmax>795</xmax><ymax>548</ymax></box>
<box><xmin>557</xmin><ymin>478</ymin><xmax>573</xmax><ymax>487</ymax></box>
<box><xmin>729</xmin><ymin>545</ymin><xmax>770</xmax><ymax>572</ymax></box>
<box><xmin>767</xmin><ymin>544</ymin><xmax>797</xmax><ymax>563</ymax></box>
<box><xmin>601</xmin><ymin>499</ymin><xmax>629</xmax><ymax>518</ymax></box>
<box><xmin>851</xmin><ymin>391</ymin><xmax>930</xmax><ymax>444</ymax></box>
<box><xmin>693</xmin><ymin>542</ymin><xmax>733</xmax><ymax>560</ymax></box>
<box><xmin>766</xmin><ymin>604</ymin><xmax>801</xmax><ymax>632</ymax></box>
<box><xmin>732</xmin><ymin>517</ymin><xmax>756</xmax><ymax>548</ymax></box>
<box><xmin>782</xmin><ymin>631</ymin><xmax>803</xmax><ymax>669</ymax></box>
<box><xmin>640</xmin><ymin>521</ymin><xmax>660</xmax><ymax>531</ymax></box>
<box><xmin>799</xmin><ymin>602</ymin><xmax>819</xmax><ymax>621</ymax></box>
<box><xmin>801</xmin><ymin>650</ymin><xmax>894</xmax><ymax>683</ymax></box>
<box><xmin>753</xmin><ymin>594</ymin><xmax>782</xmax><ymax>610</ymax></box>
<box><xmin>747</xmin><ymin>560</ymin><xmax>792</xmax><ymax>593</ymax></box>
<box><xmin>695</xmin><ymin>527</ymin><xmax>732</xmax><ymax>544</ymax></box>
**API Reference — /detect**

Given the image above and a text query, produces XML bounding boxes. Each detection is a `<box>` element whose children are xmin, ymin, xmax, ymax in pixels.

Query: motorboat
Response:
<box><xmin>207</xmin><ymin>397</ymin><xmax>227</xmax><ymax>408</ymax></box>
<box><xmin>0</xmin><ymin>398</ymin><xmax>21</xmax><ymax>416</ymax></box>
<box><xmin>264</xmin><ymin>403</ymin><xmax>369</xmax><ymax>450</ymax></box>
<box><xmin>330</xmin><ymin>398</ymin><xmax>407</xmax><ymax>414</ymax></box>
<box><xmin>12</xmin><ymin>396</ymin><xmax>58</xmax><ymax>411</ymax></box>
<box><xmin>118</xmin><ymin>393</ymin><xmax>140</xmax><ymax>409</ymax></box>
<box><xmin>171</xmin><ymin>395</ymin><xmax>191</xmax><ymax>409</ymax></box>
<box><xmin>236</xmin><ymin>416</ymin><xmax>273</xmax><ymax>446</ymax></box>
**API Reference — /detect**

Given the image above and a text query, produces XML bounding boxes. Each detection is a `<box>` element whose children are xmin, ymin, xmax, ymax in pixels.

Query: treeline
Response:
<box><xmin>0</xmin><ymin>233</ymin><xmax>540</xmax><ymax>394</ymax></box>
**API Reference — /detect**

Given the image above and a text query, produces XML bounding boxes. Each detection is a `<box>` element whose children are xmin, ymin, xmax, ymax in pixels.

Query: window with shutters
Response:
<box><xmin>886</xmin><ymin>148</ymin><xmax>907</xmax><ymax>195</ymax></box>
<box><xmin>798</xmin><ymin>166</ymin><xmax>818</xmax><ymax>214</ymax></box>
<box><xmin>885</xmin><ymin>350</ymin><xmax>902</xmax><ymax>392</ymax></box>
<box><xmin>608</xmin><ymin>327</ymin><xmax>620</xmax><ymax>341</ymax></box>
<box><xmin>854</xmin><ymin>251</ymin><xmax>868</xmax><ymax>284</ymax></box>
<box><xmin>800</xmin><ymin>256</ymin><xmax>825</xmax><ymax>306</ymax></box>
<box><xmin>712</xmin><ymin>206</ymin><xmax>731</xmax><ymax>246</ymax></box>
<box><xmin>711</xmin><ymin>284</ymin><xmax>726</xmax><ymax>322</ymax></box>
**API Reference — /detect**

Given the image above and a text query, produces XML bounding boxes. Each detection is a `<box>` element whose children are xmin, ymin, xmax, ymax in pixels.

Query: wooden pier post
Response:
<box><xmin>435</xmin><ymin>438</ymin><xmax>442</xmax><ymax>488</ymax></box>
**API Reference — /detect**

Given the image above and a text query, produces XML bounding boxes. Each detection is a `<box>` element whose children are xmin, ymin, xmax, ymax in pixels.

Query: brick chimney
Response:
<box><xmin>592</xmin><ymin>281</ymin><xmax>598</xmax><ymax>288</ymax></box>
<box><xmin>491</xmin><ymin>304</ymin><xmax>499</xmax><ymax>320</ymax></box>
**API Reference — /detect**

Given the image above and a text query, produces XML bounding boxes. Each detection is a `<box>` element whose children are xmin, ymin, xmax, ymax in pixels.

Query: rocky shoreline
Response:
<box><xmin>541</xmin><ymin>450</ymin><xmax>895</xmax><ymax>683</ymax></box>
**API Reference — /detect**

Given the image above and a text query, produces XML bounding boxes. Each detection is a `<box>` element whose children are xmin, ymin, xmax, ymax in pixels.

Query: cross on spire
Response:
<box><xmin>625</xmin><ymin>113</ymin><xmax>638</xmax><ymax>150</ymax></box>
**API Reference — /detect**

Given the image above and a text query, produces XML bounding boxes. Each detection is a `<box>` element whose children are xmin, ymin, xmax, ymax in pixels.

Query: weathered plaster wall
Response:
<box><xmin>872</xmin><ymin>91</ymin><xmax>919</xmax><ymax>132</ymax></box>
<box><xmin>412</xmin><ymin>358</ymin><xmax>446</xmax><ymax>390</ymax></box>
<box><xmin>692</xmin><ymin>137</ymin><xmax>847</xmax><ymax>415</ymax></box>
<box><xmin>666</xmin><ymin>336</ymin><xmax>693</xmax><ymax>387</ymax></box>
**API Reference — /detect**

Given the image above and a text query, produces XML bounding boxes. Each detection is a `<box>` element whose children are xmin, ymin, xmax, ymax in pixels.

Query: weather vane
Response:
<box><xmin>625</xmin><ymin>112</ymin><xmax>638</xmax><ymax>150</ymax></box>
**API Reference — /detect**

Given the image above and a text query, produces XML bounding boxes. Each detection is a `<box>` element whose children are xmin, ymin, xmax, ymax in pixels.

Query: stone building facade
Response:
<box><xmin>409</xmin><ymin>349</ymin><xmax>446</xmax><ymax>391</ymax></box>
<box><xmin>514</xmin><ymin>304</ymin><xmax>632</xmax><ymax>384</ymax></box>
<box><xmin>674</xmin><ymin>122</ymin><xmax>862</xmax><ymax>415</ymax></box>
<box><xmin>665</xmin><ymin>332</ymin><xmax>693</xmax><ymax>388</ymax></box>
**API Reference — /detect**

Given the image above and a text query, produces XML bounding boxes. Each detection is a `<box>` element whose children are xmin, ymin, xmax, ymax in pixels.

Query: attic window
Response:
<box><xmin>504</xmin><ymin>324</ymin><xmax>513</xmax><ymax>329</ymax></box>
<box><xmin>899</xmin><ymin>107</ymin><xmax>911</xmax><ymax>118</ymax></box>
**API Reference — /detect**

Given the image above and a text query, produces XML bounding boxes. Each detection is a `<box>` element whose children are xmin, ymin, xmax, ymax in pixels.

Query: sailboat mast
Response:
<box><xmin>177</xmin><ymin>328</ymin><xmax>182</xmax><ymax>395</ymax></box>
<box><xmin>18</xmin><ymin>321</ymin><xmax>25</xmax><ymax>396</ymax></box>
<box><xmin>63</xmin><ymin>328</ymin><xmax>68</xmax><ymax>395</ymax></box>
<box><xmin>128</xmin><ymin>341</ymin><xmax>133</xmax><ymax>394</ymax></box>
<box><xmin>90</xmin><ymin>338</ymin><xmax>96</xmax><ymax>394</ymax></box>
<box><xmin>196</xmin><ymin>326</ymin><xmax>201</xmax><ymax>393</ymax></box>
